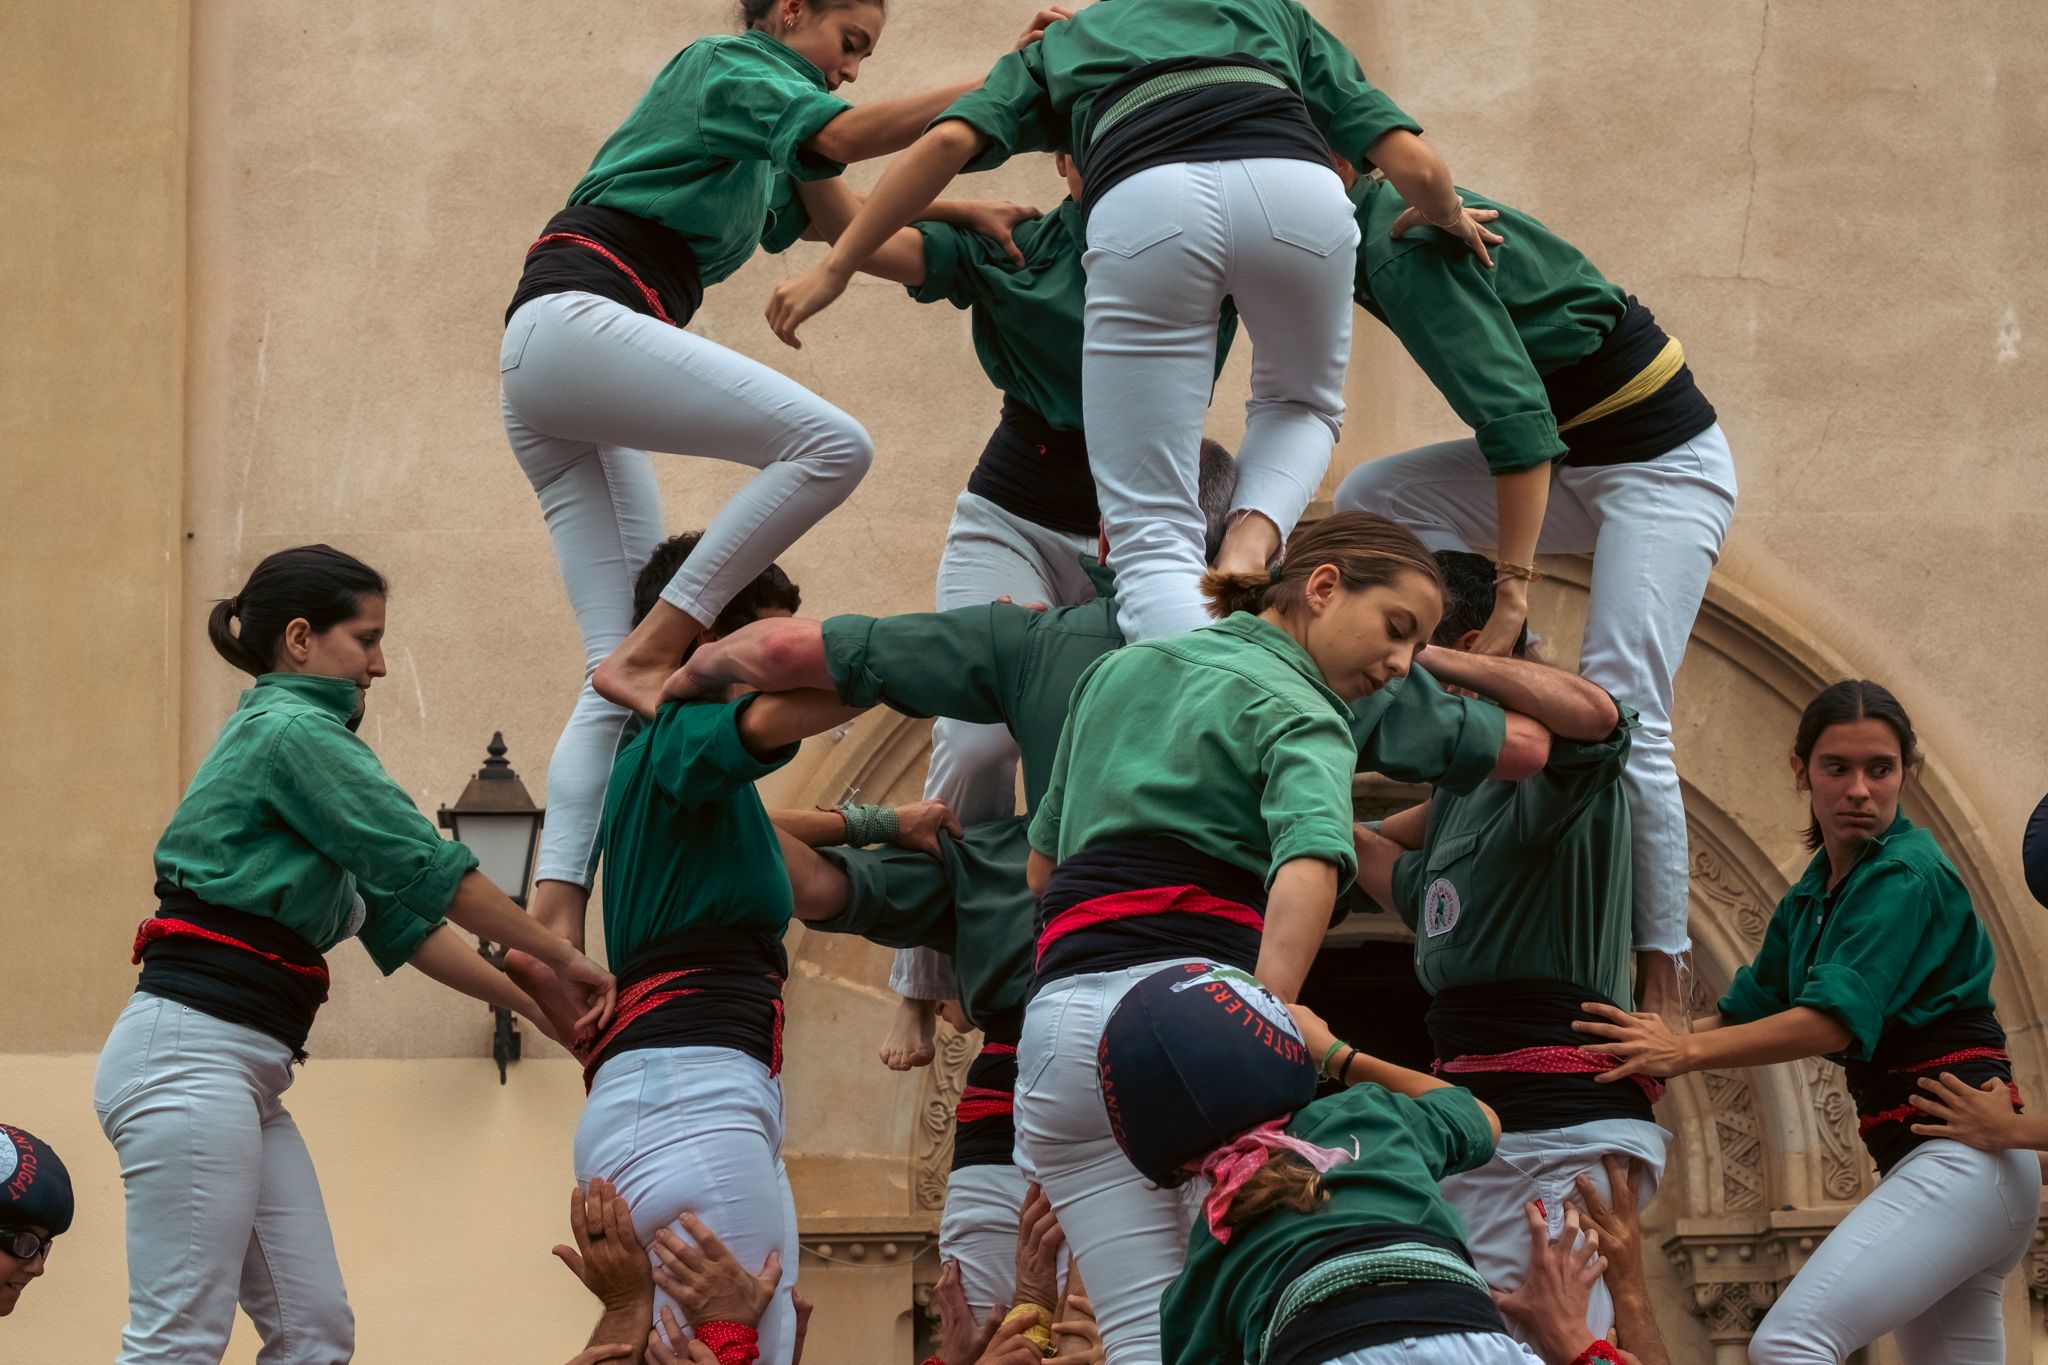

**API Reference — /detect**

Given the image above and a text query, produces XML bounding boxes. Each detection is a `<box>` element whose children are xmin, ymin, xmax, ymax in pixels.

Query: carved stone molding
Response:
<box><xmin>2028</xmin><ymin>1214</ymin><xmax>2048</xmax><ymax>1306</ymax></box>
<box><xmin>1698</xmin><ymin>1069</ymin><xmax>1767</xmax><ymax>1212</ymax></box>
<box><xmin>912</xmin><ymin>1026</ymin><xmax>976</xmax><ymax>1212</ymax></box>
<box><xmin>1666</xmin><ymin>1208</ymin><xmax>1849</xmax><ymax>1345</ymax></box>
<box><xmin>1800</xmin><ymin>1059</ymin><xmax>1870</xmax><ymax>1202</ymax></box>
<box><xmin>1690</xmin><ymin>843</ymin><xmax>1772</xmax><ymax>948</ymax></box>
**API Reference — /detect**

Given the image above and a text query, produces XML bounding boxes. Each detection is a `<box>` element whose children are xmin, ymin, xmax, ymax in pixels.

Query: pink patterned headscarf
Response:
<box><xmin>1190</xmin><ymin>1118</ymin><xmax>1357</xmax><ymax>1244</ymax></box>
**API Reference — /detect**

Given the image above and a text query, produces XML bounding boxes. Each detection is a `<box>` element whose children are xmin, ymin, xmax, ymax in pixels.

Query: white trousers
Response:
<box><xmin>1325</xmin><ymin>1333</ymin><xmax>1542</xmax><ymax>1364</ymax></box>
<box><xmin>888</xmin><ymin>491</ymin><xmax>1098</xmax><ymax>1003</ymax></box>
<box><xmin>1333</xmin><ymin>426</ymin><xmax>1738</xmax><ymax>953</ymax></box>
<box><xmin>1015</xmin><ymin>960</ymin><xmax>1212</xmax><ymax>1365</ymax></box>
<box><xmin>1084</xmin><ymin>158</ymin><xmax>1358</xmax><ymax>642</ymax></box>
<box><xmin>575</xmin><ymin>1047</ymin><xmax>801</xmax><ymax>1365</ymax></box>
<box><xmin>94</xmin><ymin>993</ymin><xmax>354</xmax><ymax>1365</ymax></box>
<box><xmin>501</xmin><ymin>290</ymin><xmax>873</xmax><ymax>886</ymax></box>
<box><xmin>1747</xmin><ymin>1140</ymin><xmax>2039</xmax><ymax>1364</ymax></box>
<box><xmin>940</xmin><ymin>1160</ymin><xmax>1072</xmax><ymax>1323</ymax></box>
<box><xmin>1438</xmin><ymin>1119</ymin><xmax>1669</xmax><ymax>1341</ymax></box>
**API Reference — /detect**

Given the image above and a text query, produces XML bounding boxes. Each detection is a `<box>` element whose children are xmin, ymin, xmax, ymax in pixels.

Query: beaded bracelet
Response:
<box><xmin>1494</xmin><ymin>560</ymin><xmax>1547</xmax><ymax>584</ymax></box>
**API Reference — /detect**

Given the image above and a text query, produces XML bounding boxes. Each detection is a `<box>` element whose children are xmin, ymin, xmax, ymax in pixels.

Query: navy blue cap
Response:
<box><xmin>0</xmin><ymin>1125</ymin><xmax>73</xmax><ymax>1237</ymax></box>
<box><xmin>1097</xmin><ymin>962</ymin><xmax>1317</xmax><ymax>1184</ymax></box>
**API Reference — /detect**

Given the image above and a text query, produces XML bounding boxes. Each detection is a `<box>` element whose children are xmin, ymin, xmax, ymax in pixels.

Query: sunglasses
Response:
<box><xmin>2</xmin><ymin>1228</ymin><xmax>53</xmax><ymax>1262</ymax></box>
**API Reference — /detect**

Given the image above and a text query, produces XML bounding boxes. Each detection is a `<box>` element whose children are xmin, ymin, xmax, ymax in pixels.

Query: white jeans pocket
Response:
<box><xmin>499</xmin><ymin>317</ymin><xmax>538</xmax><ymax>373</ymax></box>
<box><xmin>1086</xmin><ymin>170</ymin><xmax>1186</xmax><ymax>259</ymax></box>
<box><xmin>1242</xmin><ymin>158</ymin><xmax>1357</xmax><ymax>257</ymax></box>
<box><xmin>92</xmin><ymin>995</ymin><xmax>168</xmax><ymax>1117</ymax></box>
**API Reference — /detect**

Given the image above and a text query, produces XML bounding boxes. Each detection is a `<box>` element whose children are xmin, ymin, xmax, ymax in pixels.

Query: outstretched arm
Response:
<box><xmin>1289</xmin><ymin>1003</ymin><xmax>1504</xmax><ymax>1140</ymax></box>
<box><xmin>1421</xmin><ymin>649</ymin><xmax>1620</xmax><ymax>744</ymax></box>
<box><xmin>667</xmin><ymin>618</ymin><xmax>834</xmax><ymax>701</ymax></box>
<box><xmin>443</xmin><ymin>873</ymin><xmax>616</xmax><ymax>1031</ymax></box>
<box><xmin>734</xmin><ymin>689</ymin><xmax>868</xmax><ymax>757</ymax></box>
<box><xmin>407</xmin><ymin>925</ymin><xmax>563</xmax><ymax>1045</ymax></box>
<box><xmin>1254</xmin><ymin>857</ymin><xmax>1340</xmax><ymax>1003</ymax></box>
<box><xmin>806</xmin><ymin>82</ymin><xmax>978</xmax><ymax>164</ymax></box>
<box><xmin>767</xmin><ymin>120</ymin><xmax>987</xmax><ymax>346</ymax></box>
<box><xmin>1352</xmin><ymin>822</ymin><xmax>1404</xmax><ymax>915</ymax></box>
<box><xmin>1573</xmin><ymin>1002</ymin><xmax>1850</xmax><ymax>1082</ymax></box>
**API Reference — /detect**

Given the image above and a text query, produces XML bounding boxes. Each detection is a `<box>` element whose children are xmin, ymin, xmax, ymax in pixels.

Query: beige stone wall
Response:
<box><xmin>7</xmin><ymin>0</ymin><xmax>2048</xmax><ymax>1359</ymax></box>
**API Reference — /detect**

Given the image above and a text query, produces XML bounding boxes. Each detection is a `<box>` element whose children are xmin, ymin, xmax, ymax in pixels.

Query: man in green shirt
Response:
<box><xmin>1352</xmin><ymin>552</ymin><xmax>1667</xmax><ymax>1341</ymax></box>
<box><xmin>1334</xmin><ymin>176</ymin><xmax>1738</xmax><ymax>1025</ymax></box>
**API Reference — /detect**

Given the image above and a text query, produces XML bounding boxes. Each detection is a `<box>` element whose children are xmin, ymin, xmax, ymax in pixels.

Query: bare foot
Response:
<box><xmin>1214</xmin><ymin>510</ymin><xmax>1283</xmax><ymax>579</ymax></box>
<box><xmin>506</xmin><ymin>948</ymin><xmax>599</xmax><ymax>1057</ymax></box>
<box><xmin>1636</xmin><ymin>950</ymin><xmax>1690</xmax><ymax>1034</ymax></box>
<box><xmin>593</xmin><ymin>600</ymin><xmax>705</xmax><ymax>719</ymax></box>
<box><xmin>879</xmin><ymin>996</ymin><xmax>937</xmax><ymax>1071</ymax></box>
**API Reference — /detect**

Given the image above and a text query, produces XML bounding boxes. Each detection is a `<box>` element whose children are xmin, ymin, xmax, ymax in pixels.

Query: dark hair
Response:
<box><xmin>633</xmin><ymin>532</ymin><xmax>802</xmax><ymax>633</ymax></box>
<box><xmin>1197</xmin><ymin>438</ymin><xmax>1239</xmax><ymax>565</ymax></box>
<box><xmin>738</xmin><ymin>0</ymin><xmax>880</xmax><ymax>30</ymax></box>
<box><xmin>1200</xmin><ymin>511</ymin><xmax>1443</xmax><ymax>621</ymax></box>
<box><xmin>1430</xmin><ymin>551</ymin><xmax>1528</xmax><ymax>654</ymax></box>
<box><xmin>1792</xmin><ymin>679</ymin><xmax>1921</xmax><ymax>851</ymax></box>
<box><xmin>206</xmin><ymin>545</ymin><xmax>388</xmax><ymax>678</ymax></box>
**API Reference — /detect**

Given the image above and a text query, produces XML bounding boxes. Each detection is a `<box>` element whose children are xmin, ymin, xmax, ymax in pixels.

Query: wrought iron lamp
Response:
<box><xmin>438</xmin><ymin>732</ymin><xmax>545</xmax><ymax>1083</ymax></box>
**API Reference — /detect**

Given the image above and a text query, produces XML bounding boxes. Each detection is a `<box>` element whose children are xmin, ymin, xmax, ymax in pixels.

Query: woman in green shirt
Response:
<box><xmin>1577</xmin><ymin>680</ymin><xmax>2038</xmax><ymax>1363</ymax></box>
<box><xmin>501</xmin><ymin>0</ymin><xmax>1054</xmax><ymax>966</ymax></box>
<box><xmin>1013</xmin><ymin>511</ymin><xmax>1444</xmax><ymax>1364</ymax></box>
<box><xmin>93</xmin><ymin>545</ymin><xmax>615</xmax><ymax>1365</ymax></box>
<box><xmin>763</xmin><ymin>0</ymin><xmax>1497</xmax><ymax>645</ymax></box>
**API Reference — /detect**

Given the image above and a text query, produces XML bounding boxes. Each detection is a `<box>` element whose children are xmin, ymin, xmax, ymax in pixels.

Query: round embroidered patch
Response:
<box><xmin>1422</xmin><ymin>878</ymin><xmax>1462</xmax><ymax>937</ymax></box>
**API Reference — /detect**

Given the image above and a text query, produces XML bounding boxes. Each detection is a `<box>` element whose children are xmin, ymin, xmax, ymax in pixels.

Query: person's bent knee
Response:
<box><xmin>1332</xmin><ymin>461</ymin><xmax>1393</xmax><ymax>513</ymax></box>
<box><xmin>807</xmin><ymin>412</ymin><xmax>874</xmax><ymax>487</ymax></box>
<box><xmin>1746</xmin><ymin>1319</ymin><xmax>1832</xmax><ymax>1365</ymax></box>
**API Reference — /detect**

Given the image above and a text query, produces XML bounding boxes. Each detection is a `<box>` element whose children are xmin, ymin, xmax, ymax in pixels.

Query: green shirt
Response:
<box><xmin>823</xmin><ymin>561</ymin><xmax>1505</xmax><ymax>819</ymax></box>
<box><xmin>910</xmin><ymin>200</ymin><xmax>1236</xmax><ymax>434</ymax></box>
<box><xmin>938</xmin><ymin>0</ymin><xmax>1418</xmax><ymax>171</ymax></box>
<box><xmin>570</xmin><ymin>31</ymin><xmax>849</xmax><ymax>286</ymax></box>
<box><xmin>1352</xmin><ymin>178</ymin><xmax>1629</xmax><ymax>475</ymax></box>
<box><xmin>1718</xmin><ymin>814</ymin><xmax>1998</xmax><ymax>1062</ymax></box>
<box><xmin>1391</xmin><ymin>705</ymin><xmax>1638</xmax><ymax>1008</ymax></box>
<box><xmin>1161</xmin><ymin>1083</ymin><xmax>1495</xmax><ymax>1365</ymax></box>
<box><xmin>597</xmin><ymin>696</ymin><xmax>797</xmax><ymax>969</ymax></box>
<box><xmin>1029</xmin><ymin>613</ymin><xmax>1359</xmax><ymax>885</ymax></box>
<box><xmin>153</xmin><ymin>674</ymin><xmax>475</xmax><ymax>975</ymax></box>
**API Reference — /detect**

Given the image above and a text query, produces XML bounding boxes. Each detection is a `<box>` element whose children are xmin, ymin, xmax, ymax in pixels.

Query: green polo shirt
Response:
<box><xmin>153</xmin><ymin>674</ymin><xmax>475</xmax><ymax>974</ymax></box>
<box><xmin>909</xmin><ymin>199</ymin><xmax>1237</xmax><ymax>434</ymax></box>
<box><xmin>823</xmin><ymin>560</ymin><xmax>1505</xmax><ymax>819</ymax></box>
<box><xmin>1029</xmin><ymin>613</ymin><xmax>1359</xmax><ymax>884</ymax></box>
<box><xmin>1352</xmin><ymin>178</ymin><xmax>1629</xmax><ymax>475</ymax></box>
<box><xmin>937</xmin><ymin>0</ymin><xmax>1418</xmax><ymax>170</ymax></box>
<box><xmin>1161</xmin><ymin>1082</ymin><xmax>1495</xmax><ymax>1365</ymax></box>
<box><xmin>1390</xmin><ymin>705</ymin><xmax>1638</xmax><ymax>1008</ymax></box>
<box><xmin>570</xmin><ymin>31</ymin><xmax>849</xmax><ymax>287</ymax></box>
<box><xmin>1717</xmin><ymin>814</ymin><xmax>1998</xmax><ymax>1061</ymax></box>
<box><xmin>597</xmin><ymin>695</ymin><xmax>796</xmax><ymax>970</ymax></box>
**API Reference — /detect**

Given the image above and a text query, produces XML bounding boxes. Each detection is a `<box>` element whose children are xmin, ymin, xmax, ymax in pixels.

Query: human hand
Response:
<box><xmin>1910</xmin><ymin>1072</ymin><xmax>2028</xmax><ymax>1150</ymax></box>
<box><xmin>1012</xmin><ymin>1183</ymin><xmax>1065</xmax><ymax>1313</ymax></box>
<box><xmin>1049</xmin><ymin>1294</ymin><xmax>1105</xmax><ymax>1364</ymax></box>
<box><xmin>553</xmin><ymin>1179</ymin><xmax>651</xmax><ymax>1313</ymax></box>
<box><xmin>994</xmin><ymin>595</ymin><xmax>1051</xmax><ymax>612</ymax></box>
<box><xmin>1572</xmin><ymin>1155</ymin><xmax>1648</xmax><ymax>1292</ymax></box>
<box><xmin>559</xmin><ymin>949</ymin><xmax>619</xmax><ymax>1034</ymax></box>
<box><xmin>791</xmin><ymin>1290</ymin><xmax>814</xmax><ymax>1365</ymax></box>
<box><xmin>1286</xmin><ymin>1002</ymin><xmax>1337</xmax><ymax>1066</ymax></box>
<box><xmin>973</xmin><ymin>1313</ymin><xmax>1045</xmax><ymax>1365</ymax></box>
<box><xmin>645</xmin><ymin>1305</ymin><xmax>719</xmax><ymax>1365</ymax></box>
<box><xmin>1388</xmin><ymin>201</ymin><xmax>1505</xmax><ymax>267</ymax></box>
<box><xmin>894</xmin><ymin>800</ymin><xmax>965</xmax><ymax>858</ymax></box>
<box><xmin>766</xmin><ymin>263</ymin><xmax>852</xmax><ymax>348</ymax></box>
<box><xmin>1572</xmin><ymin>1002</ymin><xmax>1690</xmax><ymax>1081</ymax></box>
<box><xmin>932</xmin><ymin>1259</ymin><xmax>1004</xmax><ymax>1365</ymax></box>
<box><xmin>960</xmin><ymin>201</ymin><xmax>1045</xmax><ymax>267</ymax></box>
<box><xmin>1015</xmin><ymin>6</ymin><xmax>1072</xmax><ymax>49</ymax></box>
<box><xmin>1489</xmin><ymin>1202</ymin><xmax>1606</xmax><ymax>1364</ymax></box>
<box><xmin>650</xmin><ymin>1213</ymin><xmax>782</xmax><ymax>1329</ymax></box>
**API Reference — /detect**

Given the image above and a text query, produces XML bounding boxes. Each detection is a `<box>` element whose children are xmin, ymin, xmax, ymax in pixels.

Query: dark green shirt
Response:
<box><xmin>570</xmin><ymin>31</ymin><xmax>849</xmax><ymax>286</ymax></box>
<box><xmin>1161</xmin><ymin>1083</ymin><xmax>1495</xmax><ymax>1365</ymax></box>
<box><xmin>1391</xmin><ymin>705</ymin><xmax>1638</xmax><ymax>1008</ymax></box>
<box><xmin>938</xmin><ymin>0</ymin><xmax>1418</xmax><ymax>171</ymax></box>
<box><xmin>1030</xmin><ymin>613</ymin><xmax>1361</xmax><ymax>884</ymax></box>
<box><xmin>1352</xmin><ymin>178</ymin><xmax>1629</xmax><ymax>475</ymax></box>
<box><xmin>822</xmin><ymin>560</ymin><xmax>1505</xmax><ymax>818</ymax></box>
<box><xmin>154</xmin><ymin>674</ymin><xmax>475</xmax><ymax>975</ymax></box>
<box><xmin>909</xmin><ymin>199</ymin><xmax>1236</xmax><ymax>434</ymax></box>
<box><xmin>597</xmin><ymin>696</ymin><xmax>797</xmax><ymax>969</ymax></box>
<box><xmin>1718</xmin><ymin>814</ymin><xmax>1998</xmax><ymax>1061</ymax></box>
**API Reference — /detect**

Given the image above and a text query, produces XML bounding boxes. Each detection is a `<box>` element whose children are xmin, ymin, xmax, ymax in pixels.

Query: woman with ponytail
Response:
<box><xmin>1013</xmin><ymin>511</ymin><xmax>1445</xmax><ymax>1363</ymax></box>
<box><xmin>1576</xmin><ymin>680</ymin><xmax>2038</xmax><ymax>1362</ymax></box>
<box><xmin>1095</xmin><ymin>965</ymin><xmax>1543</xmax><ymax>1365</ymax></box>
<box><xmin>503</xmin><ymin>0</ymin><xmax>1063</xmax><ymax>954</ymax></box>
<box><xmin>95</xmin><ymin>545</ymin><xmax>616</xmax><ymax>1365</ymax></box>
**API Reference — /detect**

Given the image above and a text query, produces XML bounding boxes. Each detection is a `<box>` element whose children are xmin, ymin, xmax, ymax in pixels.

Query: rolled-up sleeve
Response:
<box><xmin>937</xmin><ymin>45</ymin><xmax>1063</xmax><ymax>171</ymax></box>
<box><xmin>1294</xmin><ymin>10</ymin><xmax>1423</xmax><ymax>165</ymax></box>
<box><xmin>356</xmin><ymin>894</ymin><xmax>443</xmax><ymax>975</ymax></box>
<box><xmin>1353</xmin><ymin>665</ymin><xmax>1507</xmax><ymax>795</ymax></box>
<box><xmin>645</xmin><ymin>697</ymin><xmax>797</xmax><ymax>806</ymax></box>
<box><xmin>823</xmin><ymin>606</ymin><xmax>1014</xmax><ymax>723</ymax></box>
<box><xmin>697</xmin><ymin>47</ymin><xmax>851</xmax><ymax>180</ymax></box>
<box><xmin>1259</xmin><ymin>702</ymin><xmax>1360</xmax><ymax>884</ymax></box>
<box><xmin>268</xmin><ymin>717</ymin><xmax>479</xmax><ymax>925</ymax></box>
